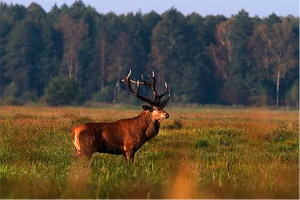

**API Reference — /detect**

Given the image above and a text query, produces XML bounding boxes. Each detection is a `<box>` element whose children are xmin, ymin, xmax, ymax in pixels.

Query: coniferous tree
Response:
<box><xmin>184</xmin><ymin>13</ymin><xmax>208</xmax><ymax>103</ymax></box>
<box><xmin>4</xmin><ymin>13</ymin><xmax>43</xmax><ymax>98</ymax></box>
<box><xmin>151</xmin><ymin>8</ymin><xmax>188</xmax><ymax>102</ymax></box>
<box><xmin>39</xmin><ymin>20</ymin><xmax>63</xmax><ymax>96</ymax></box>
<box><xmin>222</xmin><ymin>9</ymin><xmax>254</xmax><ymax>105</ymax></box>
<box><xmin>142</xmin><ymin>11</ymin><xmax>162</xmax><ymax>55</ymax></box>
<box><xmin>124</xmin><ymin>11</ymin><xmax>148</xmax><ymax>79</ymax></box>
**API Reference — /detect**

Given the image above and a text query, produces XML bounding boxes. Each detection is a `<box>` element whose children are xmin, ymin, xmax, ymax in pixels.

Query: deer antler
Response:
<box><xmin>122</xmin><ymin>70</ymin><xmax>170</xmax><ymax>108</ymax></box>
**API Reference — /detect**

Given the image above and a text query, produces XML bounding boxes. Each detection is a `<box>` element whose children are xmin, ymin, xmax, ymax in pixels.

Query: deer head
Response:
<box><xmin>122</xmin><ymin>70</ymin><xmax>170</xmax><ymax>121</ymax></box>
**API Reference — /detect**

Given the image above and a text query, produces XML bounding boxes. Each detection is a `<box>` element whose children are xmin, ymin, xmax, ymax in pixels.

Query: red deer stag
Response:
<box><xmin>71</xmin><ymin>70</ymin><xmax>170</xmax><ymax>162</ymax></box>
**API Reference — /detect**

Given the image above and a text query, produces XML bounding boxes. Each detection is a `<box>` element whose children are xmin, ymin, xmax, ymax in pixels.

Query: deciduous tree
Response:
<box><xmin>55</xmin><ymin>14</ymin><xmax>89</xmax><ymax>82</ymax></box>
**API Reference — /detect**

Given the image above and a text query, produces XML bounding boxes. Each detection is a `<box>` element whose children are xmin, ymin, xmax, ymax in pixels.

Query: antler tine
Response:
<box><xmin>122</xmin><ymin>70</ymin><xmax>154</xmax><ymax>104</ymax></box>
<box><xmin>123</xmin><ymin>70</ymin><xmax>171</xmax><ymax>107</ymax></box>
<box><xmin>158</xmin><ymin>94</ymin><xmax>170</xmax><ymax>108</ymax></box>
<box><xmin>130</xmin><ymin>74</ymin><xmax>144</xmax><ymax>83</ymax></box>
<box><xmin>154</xmin><ymin>82</ymin><xmax>170</xmax><ymax>108</ymax></box>
<box><xmin>130</xmin><ymin>71</ymin><xmax>158</xmax><ymax>97</ymax></box>
<box><xmin>147</xmin><ymin>71</ymin><xmax>158</xmax><ymax>98</ymax></box>
<box><xmin>146</xmin><ymin>72</ymin><xmax>169</xmax><ymax>101</ymax></box>
<box><xmin>136</xmin><ymin>80</ymin><xmax>140</xmax><ymax>95</ymax></box>
<box><xmin>154</xmin><ymin>82</ymin><xmax>168</xmax><ymax>100</ymax></box>
<box><xmin>122</xmin><ymin>70</ymin><xmax>135</xmax><ymax>96</ymax></box>
<box><xmin>121</xmin><ymin>69</ymin><xmax>131</xmax><ymax>82</ymax></box>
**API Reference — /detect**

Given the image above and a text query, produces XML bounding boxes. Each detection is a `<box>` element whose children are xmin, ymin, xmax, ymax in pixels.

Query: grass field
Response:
<box><xmin>0</xmin><ymin>105</ymin><xmax>299</xmax><ymax>198</ymax></box>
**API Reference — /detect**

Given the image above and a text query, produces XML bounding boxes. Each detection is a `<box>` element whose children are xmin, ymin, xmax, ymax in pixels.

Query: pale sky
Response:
<box><xmin>3</xmin><ymin>0</ymin><xmax>300</xmax><ymax>17</ymax></box>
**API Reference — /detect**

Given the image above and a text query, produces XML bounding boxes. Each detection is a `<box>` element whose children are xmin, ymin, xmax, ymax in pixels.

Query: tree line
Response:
<box><xmin>0</xmin><ymin>1</ymin><xmax>298</xmax><ymax>107</ymax></box>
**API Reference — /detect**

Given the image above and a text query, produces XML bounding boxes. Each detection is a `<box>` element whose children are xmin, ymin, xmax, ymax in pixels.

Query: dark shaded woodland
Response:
<box><xmin>0</xmin><ymin>1</ymin><xmax>298</xmax><ymax>107</ymax></box>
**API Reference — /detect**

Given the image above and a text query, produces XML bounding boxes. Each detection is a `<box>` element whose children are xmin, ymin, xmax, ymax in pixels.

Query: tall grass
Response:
<box><xmin>0</xmin><ymin>106</ymin><xmax>298</xmax><ymax>198</ymax></box>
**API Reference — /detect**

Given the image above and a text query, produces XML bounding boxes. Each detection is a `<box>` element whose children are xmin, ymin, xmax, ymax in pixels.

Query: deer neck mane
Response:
<box><xmin>136</xmin><ymin>110</ymin><xmax>160</xmax><ymax>140</ymax></box>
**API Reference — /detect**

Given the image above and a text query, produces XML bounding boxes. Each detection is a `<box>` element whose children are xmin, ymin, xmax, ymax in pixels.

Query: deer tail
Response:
<box><xmin>72</xmin><ymin>129</ymin><xmax>81</xmax><ymax>151</ymax></box>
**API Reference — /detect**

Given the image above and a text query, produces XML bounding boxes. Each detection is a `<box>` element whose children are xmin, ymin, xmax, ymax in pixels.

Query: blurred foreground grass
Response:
<box><xmin>0</xmin><ymin>106</ymin><xmax>298</xmax><ymax>198</ymax></box>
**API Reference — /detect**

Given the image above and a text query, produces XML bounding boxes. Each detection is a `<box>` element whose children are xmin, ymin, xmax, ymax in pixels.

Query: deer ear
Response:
<box><xmin>142</xmin><ymin>105</ymin><xmax>152</xmax><ymax>111</ymax></box>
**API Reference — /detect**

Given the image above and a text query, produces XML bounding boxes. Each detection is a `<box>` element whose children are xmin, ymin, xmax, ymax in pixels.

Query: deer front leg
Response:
<box><xmin>125</xmin><ymin>150</ymin><xmax>135</xmax><ymax>163</ymax></box>
<box><xmin>123</xmin><ymin>145</ymin><xmax>135</xmax><ymax>163</ymax></box>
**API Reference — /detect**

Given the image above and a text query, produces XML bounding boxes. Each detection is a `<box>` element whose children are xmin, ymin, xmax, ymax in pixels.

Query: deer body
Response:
<box><xmin>72</xmin><ymin>109</ymin><xmax>163</xmax><ymax>161</ymax></box>
<box><xmin>72</xmin><ymin>70</ymin><xmax>170</xmax><ymax>162</ymax></box>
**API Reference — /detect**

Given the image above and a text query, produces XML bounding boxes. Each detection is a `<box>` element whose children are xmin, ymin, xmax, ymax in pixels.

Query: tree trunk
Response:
<box><xmin>75</xmin><ymin>60</ymin><xmax>78</xmax><ymax>82</ymax></box>
<box><xmin>276</xmin><ymin>70</ymin><xmax>280</xmax><ymax>107</ymax></box>
<box><xmin>100</xmin><ymin>39</ymin><xmax>105</xmax><ymax>91</ymax></box>
<box><xmin>69</xmin><ymin>59</ymin><xmax>73</xmax><ymax>79</ymax></box>
<box><xmin>276</xmin><ymin>56</ymin><xmax>282</xmax><ymax>107</ymax></box>
<box><xmin>113</xmin><ymin>57</ymin><xmax>122</xmax><ymax>103</ymax></box>
<box><xmin>211</xmin><ymin>47</ymin><xmax>228</xmax><ymax>80</ymax></box>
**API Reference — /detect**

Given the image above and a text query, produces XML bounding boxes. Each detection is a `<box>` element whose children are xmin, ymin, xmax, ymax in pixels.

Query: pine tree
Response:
<box><xmin>151</xmin><ymin>8</ymin><xmax>188</xmax><ymax>102</ymax></box>
<box><xmin>4</xmin><ymin>14</ymin><xmax>43</xmax><ymax>98</ymax></box>
<box><xmin>223</xmin><ymin>9</ymin><xmax>254</xmax><ymax>105</ymax></box>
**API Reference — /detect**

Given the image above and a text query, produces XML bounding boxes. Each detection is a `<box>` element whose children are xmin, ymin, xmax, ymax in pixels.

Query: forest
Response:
<box><xmin>0</xmin><ymin>1</ymin><xmax>299</xmax><ymax>107</ymax></box>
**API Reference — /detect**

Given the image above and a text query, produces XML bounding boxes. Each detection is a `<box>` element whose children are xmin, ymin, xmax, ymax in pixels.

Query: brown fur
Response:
<box><xmin>71</xmin><ymin>106</ymin><xmax>168</xmax><ymax>162</ymax></box>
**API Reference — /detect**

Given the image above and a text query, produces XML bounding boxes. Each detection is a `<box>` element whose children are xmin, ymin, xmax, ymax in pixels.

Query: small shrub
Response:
<box><xmin>92</xmin><ymin>85</ymin><xmax>114</xmax><ymax>103</ymax></box>
<box><xmin>44</xmin><ymin>76</ymin><xmax>82</xmax><ymax>106</ymax></box>
<box><xmin>23</xmin><ymin>91</ymin><xmax>38</xmax><ymax>102</ymax></box>
<box><xmin>195</xmin><ymin>138</ymin><xmax>209</xmax><ymax>148</ymax></box>
<box><xmin>165</xmin><ymin>119</ymin><xmax>183</xmax><ymax>130</ymax></box>
<box><xmin>2</xmin><ymin>97</ymin><xmax>23</xmax><ymax>105</ymax></box>
<box><xmin>263</xmin><ymin>125</ymin><xmax>295</xmax><ymax>143</ymax></box>
<box><xmin>285</xmin><ymin>80</ymin><xmax>299</xmax><ymax>108</ymax></box>
<box><xmin>278</xmin><ymin>143</ymin><xmax>298</xmax><ymax>152</ymax></box>
<box><xmin>3</xmin><ymin>82</ymin><xmax>19</xmax><ymax>98</ymax></box>
<box><xmin>173</xmin><ymin>119</ymin><xmax>183</xmax><ymax>129</ymax></box>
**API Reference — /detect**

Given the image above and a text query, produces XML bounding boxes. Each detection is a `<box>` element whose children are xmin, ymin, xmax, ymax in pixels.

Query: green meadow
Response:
<box><xmin>0</xmin><ymin>106</ymin><xmax>298</xmax><ymax>198</ymax></box>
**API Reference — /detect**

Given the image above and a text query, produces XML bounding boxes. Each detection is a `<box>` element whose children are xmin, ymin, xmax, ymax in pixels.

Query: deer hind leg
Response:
<box><xmin>81</xmin><ymin>148</ymin><xmax>94</xmax><ymax>159</ymax></box>
<box><xmin>75</xmin><ymin>148</ymin><xmax>82</xmax><ymax>157</ymax></box>
<box><xmin>73</xmin><ymin>130</ymin><xmax>96</xmax><ymax>159</ymax></box>
<box><xmin>79</xmin><ymin>131</ymin><xmax>96</xmax><ymax>159</ymax></box>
